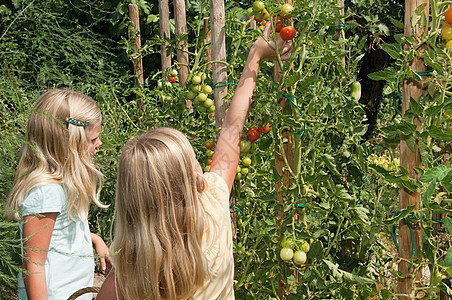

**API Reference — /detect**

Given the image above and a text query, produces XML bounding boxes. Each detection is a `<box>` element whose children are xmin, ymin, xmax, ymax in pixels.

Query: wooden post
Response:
<box><xmin>158</xmin><ymin>0</ymin><xmax>171</xmax><ymax>76</ymax></box>
<box><xmin>333</xmin><ymin>0</ymin><xmax>346</xmax><ymax>69</ymax></box>
<box><xmin>173</xmin><ymin>0</ymin><xmax>189</xmax><ymax>86</ymax></box>
<box><xmin>209</xmin><ymin>0</ymin><xmax>228</xmax><ymax>127</ymax></box>
<box><xmin>204</xmin><ymin>17</ymin><xmax>212</xmax><ymax>69</ymax></box>
<box><xmin>128</xmin><ymin>4</ymin><xmax>144</xmax><ymax>110</ymax></box>
<box><xmin>398</xmin><ymin>1</ymin><xmax>428</xmax><ymax>299</ymax></box>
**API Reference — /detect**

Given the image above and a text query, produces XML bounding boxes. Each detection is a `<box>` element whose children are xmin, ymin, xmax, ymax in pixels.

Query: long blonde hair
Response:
<box><xmin>112</xmin><ymin>127</ymin><xmax>210</xmax><ymax>300</ymax></box>
<box><xmin>6</xmin><ymin>89</ymin><xmax>106</xmax><ymax>221</ymax></box>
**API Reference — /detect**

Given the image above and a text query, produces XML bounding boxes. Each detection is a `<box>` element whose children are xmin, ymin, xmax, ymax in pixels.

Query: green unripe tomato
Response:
<box><xmin>240</xmin><ymin>140</ymin><xmax>252</xmax><ymax>153</ymax></box>
<box><xmin>293</xmin><ymin>250</ymin><xmax>307</xmax><ymax>265</ymax></box>
<box><xmin>241</xmin><ymin>157</ymin><xmax>251</xmax><ymax>167</ymax></box>
<box><xmin>240</xmin><ymin>167</ymin><xmax>249</xmax><ymax>176</ymax></box>
<box><xmin>281</xmin><ymin>237</ymin><xmax>295</xmax><ymax>248</ymax></box>
<box><xmin>206</xmin><ymin>149</ymin><xmax>214</xmax><ymax>157</ymax></box>
<box><xmin>170</xmin><ymin>69</ymin><xmax>178</xmax><ymax>76</ymax></box>
<box><xmin>191</xmin><ymin>84</ymin><xmax>202</xmax><ymax>93</ymax></box>
<box><xmin>187</xmin><ymin>90</ymin><xmax>197</xmax><ymax>100</ymax></box>
<box><xmin>204</xmin><ymin>165</ymin><xmax>211</xmax><ymax>172</ymax></box>
<box><xmin>208</xmin><ymin>105</ymin><xmax>215</xmax><ymax>113</ymax></box>
<box><xmin>192</xmin><ymin>75</ymin><xmax>202</xmax><ymax>85</ymax></box>
<box><xmin>235</xmin><ymin>172</ymin><xmax>242</xmax><ymax>180</ymax></box>
<box><xmin>253</xmin><ymin>1</ymin><xmax>265</xmax><ymax>13</ymax></box>
<box><xmin>246</xmin><ymin>7</ymin><xmax>254</xmax><ymax>16</ymax></box>
<box><xmin>300</xmin><ymin>239</ymin><xmax>310</xmax><ymax>253</ymax></box>
<box><xmin>203</xmin><ymin>98</ymin><xmax>214</xmax><ymax>108</ymax></box>
<box><xmin>197</xmin><ymin>92</ymin><xmax>207</xmax><ymax>102</ymax></box>
<box><xmin>157</xmin><ymin>79</ymin><xmax>163</xmax><ymax>89</ymax></box>
<box><xmin>193</xmin><ymin>98</ymin><xmax>200</xmax><ymax>106</ymax></box>
<box><xmin>280</xmin><ymin>247</ymin><xmax>294</xmax><ymax>261</ymax></box>
<box><xmin>237</xmin><ymin>165</ymin><xmax>242</xmax><ymax>173</ymax></box>
<box><xmin>351</xmin><ymin>81</ymin><xmax>361</xmax><ymax>101</ymax></box>
<box><xmin>203</xmin><ymin>85</ymin><xmax>213</xmax><ymax>94</ymax></box>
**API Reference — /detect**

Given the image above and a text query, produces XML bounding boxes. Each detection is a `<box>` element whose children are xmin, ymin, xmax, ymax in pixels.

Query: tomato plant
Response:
<box><xmin>280</xmin><ymin>25</ymin><xmax>296</xmax><ymax>41</ymax></box>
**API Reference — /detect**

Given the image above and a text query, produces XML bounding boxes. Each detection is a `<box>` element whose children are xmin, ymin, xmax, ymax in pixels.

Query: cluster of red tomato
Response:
<box><xmin>187</xmin><ymin>72</ymin><xmax>215</xmax><ymax>114</ymax></box>
<box><xmin>279</xmin><ymin>237</ymin><xmax>310</xmax><ymax>266</ymax></box>
<box><xmin>247</xmin><ymin>1</ymin><xmax>296</xmax><ymax>41</ymax></box>
<box><xmin>441</xmin><ymin>8</ymin><xmax>452</xmax><ymax>50</ymax></box>
<box><xmin>203</xmin><ymin>140</ymin><xmax>215</xmax><ymax>172</ymax></box>
<box><xmin>235</xmin><ymin>124</ymin><xmax>269</xmax><ymax>181</ymax></box>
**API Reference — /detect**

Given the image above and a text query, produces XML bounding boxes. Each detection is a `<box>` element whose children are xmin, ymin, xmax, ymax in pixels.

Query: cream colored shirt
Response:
<box><xmin>193</xmin><ymin>172</ymin><xmax>235</xmax><ymax>300</ymax></box>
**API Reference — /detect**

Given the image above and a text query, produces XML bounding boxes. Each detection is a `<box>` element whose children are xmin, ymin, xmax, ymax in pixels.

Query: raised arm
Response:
<box><xmin>210</xmin><ymin>22</ymin><xmax>292</xmax><ymax>191</ymax></box>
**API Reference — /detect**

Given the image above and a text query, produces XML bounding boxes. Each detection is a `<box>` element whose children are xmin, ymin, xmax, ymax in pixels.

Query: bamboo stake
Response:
<box><xmin>209</xmin><ymin>0</ymin><xmax>228</xmax><ymax>127</ymax></box>
<box><xmin>158</xmin><ymin>0</ymin><xmax>171</xmax><ymax>76</ymax></box>
<box><xmin>204</xmin><ymin>17</ymin><xmax>212</xmax><ymax>69</ymax></box>
<box><xmin>128</xmin><ymin>4</ymin><xmax>144</xmax><ymax>110</ymax></box>
<box><xmin>398</xmin><ymin>1</ymin><xmax>428</xmax><ymax>299</ymax></box>
<box><xmin>173</xmin><ymin>0</ymin><xmax>189</xmax><ymax>86</ymax></box>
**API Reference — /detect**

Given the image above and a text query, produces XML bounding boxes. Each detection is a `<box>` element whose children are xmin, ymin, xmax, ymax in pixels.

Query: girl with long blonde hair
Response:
<box><xmin>97</xmin><ymin>22</ymin><xmax>292</xmax><ymax>300</ymax></box>
<box><xmin>7</xmin><ymin>89</ymin><xmax>112</xmax><ymax>299</ymax></box>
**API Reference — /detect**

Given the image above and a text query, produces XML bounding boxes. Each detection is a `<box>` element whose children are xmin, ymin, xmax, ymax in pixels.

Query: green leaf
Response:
<box><xmin>321</xmin><ymin>154</ymin><xmax>341</xmax><ymax>177</ymax></box>
<box><xmin>409</xmin><ymin>97</ymin><xmax>423</xmax><ymax>115</ymax></box>
<box><xmin>367</xmin><ymin>67</ymin><xmax>396</xmax><ymax>82</ymax></box>
<box><xmin>308</xmin><ymin>241</ymin><xmax>323</xmax><ymax>260</ymax></box>
<box><xmin>381</xmin><ymin>121</ymin><xmax>416</xmax><ymax>136</ymax></box>
<box><xmin>442</xmin><ymin>218</ymin><xmax>452</xmax><ymax>235</ymax></box>
<box><xmin>389</xmin><ymin>17</ymin><xmax>404</xmax><ymax>29</ymax></box>
<box><xmin>427</xmin><ymin>126</ymin><xmax>452</xmax><ymax>142</ymax></box>
<box><xmin>444</xmin><ymin>247</ymin><xmax>452</xmax><ymax>268</ymax></box>
<box><xmin>380</xmin><ymin>43</ymin><xmax>401</xmax><ymax>60</ymax></box>
<box><xmin>422</xmin><ymin>181</ymin><xmax>436</xmax><ymax>206</ymax></box>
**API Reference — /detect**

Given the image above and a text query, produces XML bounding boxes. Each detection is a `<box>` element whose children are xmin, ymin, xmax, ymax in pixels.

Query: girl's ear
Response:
<box><xmin>196</xmin><ymin>173</ymin><xmax>206</xmax><ymax>193</ymax></box>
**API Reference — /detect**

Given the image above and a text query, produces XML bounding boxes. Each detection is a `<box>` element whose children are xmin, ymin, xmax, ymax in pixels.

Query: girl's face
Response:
<box><xmin>87</xmin><ymin>122</ymin><xmax>102</xmax><ymax>155</ymax></box>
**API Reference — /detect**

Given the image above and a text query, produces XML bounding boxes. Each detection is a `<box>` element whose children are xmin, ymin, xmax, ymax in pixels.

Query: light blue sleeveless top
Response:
<box><xmin>18</xmin><ymin>183</ymin><xmax>94</xmax><ymax>300</ymax></box>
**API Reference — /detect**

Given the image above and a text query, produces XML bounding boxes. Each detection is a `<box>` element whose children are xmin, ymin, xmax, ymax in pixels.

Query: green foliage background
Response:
<box><xmin>1</xmin><ymin>0</ymin><xmax>452</xmax><ymax>299</ymax></box>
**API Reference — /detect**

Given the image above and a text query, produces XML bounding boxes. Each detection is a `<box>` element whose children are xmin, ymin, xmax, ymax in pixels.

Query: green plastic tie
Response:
<box><xmin>230</xmin><ymin>205</ymin><xmax>245</xmax><ymax>221</ymax></box>
<box><xmin>212</xmin><ymin>82</ymin><xmax>237</xmax><ymax>89</ymax></box>
<box><xmin>282</xmin><ymin>93</ymin><xmax>305</xmax><ymax>137</ymax></box>
<box><xmin>393</xmin><ymin>70</ymin><xmax>433</xmax><ymax>117</ymax></box>
<box><xmin>335</xmin><ymin>19</ymin><xmax>347</xmax><ymax>30</ymax></box>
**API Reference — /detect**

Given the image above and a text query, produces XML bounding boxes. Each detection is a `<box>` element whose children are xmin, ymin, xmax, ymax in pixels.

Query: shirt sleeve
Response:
<box><xmin>20</xmin><ymin>183</ymin><xmax>66</xmax><ymax>217</ymax></box>
<box><xmin>203</xmin><ymin>172</ymin><xmax>229</xmax><ymax>206</ymax></box>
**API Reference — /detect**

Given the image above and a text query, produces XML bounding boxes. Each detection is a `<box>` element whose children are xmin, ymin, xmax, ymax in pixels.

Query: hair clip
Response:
<box><xmin>66</xmin><ymin>117</ymin><xmax>88</xmax><ymax>126</ymax></box>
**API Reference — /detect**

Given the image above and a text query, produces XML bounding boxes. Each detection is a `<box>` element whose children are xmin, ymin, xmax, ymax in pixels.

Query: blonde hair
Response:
<box><xmin>112</xmin><ymin>127</ymin><xmax>210</xmax><ymax>300</ymax></box>
<box><xmin>6</xmin><ymin>89</ymin><xmax>106</xmax><ymax>221</ymax></box>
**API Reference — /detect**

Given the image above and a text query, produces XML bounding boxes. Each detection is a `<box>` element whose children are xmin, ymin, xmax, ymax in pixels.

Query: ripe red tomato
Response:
<box><xmin>206</xmin><ymin>158</ymin><xmax>212</xmax><ymax>165</ymax></box>
<box><xmin>280</xmin><ymin>26</ymin><xmax>296</xmax><ymax>41</ymax></box>
<box><xmin>169</xmin><ymin>76</ymin><xmax>177</xmax><ymax>83</ymax></box>
<box><xmin>273</xmin><ymin>16</ymin><xmax>284</xmax><ymax>32</ymax></box>
<box><xmin>442</xmin><ymin>23</ymin><xmax>452</xmax><ymax>40</ymax></box>
<box><xmin>258</xmin><ymin>123</ymin><xmax>270</xmax><ymax>134</ymax></box>
<box><xmin>446</xmin><ymin>7</ymin><xmax>452</xmax><ymax>24</ymax></box>
<box><xmin>246</xmin><ymin>128</ymin><xmax>260</xmax><ymax>143</ymax></box>
<box><xmin>204</xmin><ymin>140</ymin><xmax>214</xmax><ymax>149</ymax></box>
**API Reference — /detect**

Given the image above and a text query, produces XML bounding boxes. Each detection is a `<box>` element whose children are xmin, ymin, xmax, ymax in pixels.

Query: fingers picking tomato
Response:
<box><xmin>246</xmin><ymin>128</ymin><xmax>260</xmax><ymax>143</ymax></box>
<box><xmin>280</xmin><ymin>25</ymin><xmax>296</xmax><ymax>41</ymax></box>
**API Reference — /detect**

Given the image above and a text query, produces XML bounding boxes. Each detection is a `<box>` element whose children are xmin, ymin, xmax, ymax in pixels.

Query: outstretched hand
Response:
<box><xmin>251</xmin><ymin>21</ymin><xmax>293</xmax><ymax>62</ymax></box>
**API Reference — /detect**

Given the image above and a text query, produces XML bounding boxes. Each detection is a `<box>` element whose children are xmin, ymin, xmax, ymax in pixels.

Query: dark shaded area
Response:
<box><xmin>357</xmin><ymin>47</ymin><xmax>392</xmax><ymax>140</ymax></box>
